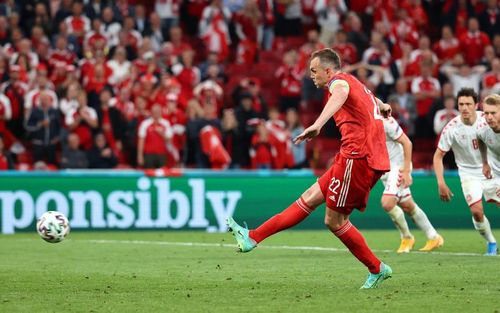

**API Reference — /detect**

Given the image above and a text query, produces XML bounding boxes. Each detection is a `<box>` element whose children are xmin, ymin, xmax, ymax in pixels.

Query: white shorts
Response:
<box><xmin>381</xmin><ymin>167</ymin><xmax>411</xmax><ymax>202</ymax></box>
<box><xmin>460</xmin><ymin>175</ymin><xmax>500</xmax><ymax>206</ymax></box>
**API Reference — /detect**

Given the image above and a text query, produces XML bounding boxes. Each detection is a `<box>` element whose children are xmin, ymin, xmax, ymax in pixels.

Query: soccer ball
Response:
<box><xmin>36</xmin><ymin>211</ymin><xmax>70</xmax><ymax>243</ymax></box>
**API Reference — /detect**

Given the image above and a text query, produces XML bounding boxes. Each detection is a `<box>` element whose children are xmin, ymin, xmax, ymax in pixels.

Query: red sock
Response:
<box><xmin>332</xmin><ymin>221</ymin><xmax>381</xmax><ymax>274</ymax></box>
<box><xmin>250</xmin><ymin>197</ymin><xmax>313</xmax><ymax>243</ymax></box>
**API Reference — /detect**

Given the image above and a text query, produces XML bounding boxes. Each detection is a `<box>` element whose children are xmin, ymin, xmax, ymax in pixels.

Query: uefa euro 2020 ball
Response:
<box><xmin>36</xmin><ymin>211</ymin><xmax>70</xmax><ymax>243</ymax></box>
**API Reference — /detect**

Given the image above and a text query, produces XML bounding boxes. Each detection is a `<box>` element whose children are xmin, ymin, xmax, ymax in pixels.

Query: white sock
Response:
<box><xmin>387</xmin><ymin>205</ymin><xmax>412</xmax><ymax>238</ymax></box>
<box><xmin>409</xmin><ymin>204</ymin><xmax>438</xmax><ymax>240</ymax></box>
<box><xmin>472</xmin><ymin>216</ymin><xmax>497</xmax><ymax>243</ymax></box>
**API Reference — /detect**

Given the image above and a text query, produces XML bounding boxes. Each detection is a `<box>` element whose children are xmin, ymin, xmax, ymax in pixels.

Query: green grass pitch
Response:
<box><xmin>1</xmin><ymin>230</ymin><xmax>499</xmax><ymax>313</ymax></box>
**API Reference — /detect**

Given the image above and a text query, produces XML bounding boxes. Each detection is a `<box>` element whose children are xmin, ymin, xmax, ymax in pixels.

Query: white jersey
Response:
<box><xmin>476</xmin><ymin>116</ymin><xmax>500</xmax><ymax>176</ymax></box>
<box><xmin>438</xmin><ymin>112</ymin><xmax>483</xmax><ymax>177</ymax></box>
<box><xmin>383</xmin><ymin>117</ymin><xmax>404</xmax><ymax>167</ymax></box>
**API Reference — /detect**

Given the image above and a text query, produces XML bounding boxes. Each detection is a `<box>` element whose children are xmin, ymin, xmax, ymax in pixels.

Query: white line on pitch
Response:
<box><xmin>87</xmin><ymin>239</ymin><xmax>496</xmax><ymax>257</ymax></box>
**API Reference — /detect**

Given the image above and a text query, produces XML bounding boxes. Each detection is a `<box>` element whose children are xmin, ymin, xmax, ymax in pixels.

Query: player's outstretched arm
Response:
<box><xmin>396</xmin><ymin>133</ymin><xmax>413</xmax><ymax>188</ymax></box>
<box><xmin>433</xmin><ymin>149</ymin><xmax>454</xmax><ymax>201</ymax></box>
<box><xmin>478</xmin><ymin>138</ymin><xmax>492</xmax><ymax>179</ymax></box>
<box><xmin>293</xmin><ymin>82</ymin><xmax>349</xmax><ymax>144</ymax></box>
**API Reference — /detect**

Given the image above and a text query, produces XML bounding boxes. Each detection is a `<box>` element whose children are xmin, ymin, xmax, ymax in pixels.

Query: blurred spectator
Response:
<box><xmin>478</xmin><ymin>0</ymin><xmax>500</xmax><ymax>39</ymax></box>
<box><xmin>0</xmin><ymin>92</ymin><xmax>13</xmax><ymax>148</ymax></box>
<box><xmin>87</xmin><ymin>132</ymin><xmax>118</xmax><ymax>169</ymax></box>
<box><xmin>101</xmin><ymin>6</ymin><xmax>122</xmax><ymax>48</ymax></box>
<box><xmin>134</xmin><ymin>4</ymin><xmax>150</xmax><ymax>36</ymax></box>
<box><xmin>390</xmin><ymin>78</ymin><xmax>416</xmax><ymax>136</ymax></box>
<box><xmin>387</xmin><ymin>94</ymin><xmax>412</xmax><ymax>136</ymax></box>
<box><xmin>234</xmin><ymin>92</ymin><xmax>259</xmax><ymax>168</ymax></box>
<box><xmin>155</xmin><ymin>0</ymin><xmax>181</xmax><ymax>36</ymax></box>
<box><xmin>234</xmin><ymin>0</ymin><xmax>262</xmax><ymax>65</ymax></box>
<box><xmin>1</xmin><ymin>65</ymin><xmax>28</xmax><ymax>138</ymax></box>
<box><xmin>440</xmin><ymin>56</ymin><xmax>487</xmax><ymax>96</ymax></box>
<box><xmin>84</xmin><ymin>18</ymin><xmax>110</xmax><ymax>54</ymax></box>
<box><xmin>481</xmin><ymin>58</ymin><xmax>500</xmax><ymax>97</ymax></box>
<box><xmin>166</xmin><ymin>26</ymin><xmax>193</xmax><ymax>61</ymax></box>
<box><xmin>64</xmin><ymin>1</ymin><xmax>91</xmax><ymax>53</ymax></box>
<box><xmin>411</xmin><ymin>58</ymin><xmax>441</xmax><ymax>137</ymax></box>
<box><xmin>331</xmin><ymin>28</ymin><xmax>357</xmax><ymax>65</ymax></box>
<box><xmin>257</xmin><ymin>0</ymin><xmax>274</xmax><ymax>50</ymax></box>
<box><xmin>458</xmin><ymin>17</ymin><xmax>491</xmax><ymax>66</ymax></box>
<box><xmin>433</xmin><ymin>25</ymin><xmax>460</xmax><ymax>65</ymax></box>
<box><xmin>345</xmin><ymin>12</ymin><xmax>369</xmax><ymax>56</ymax></box>
<box><xmin>137</xmin><ymin>104</ymin><xmax>174</xmax><ymax>169</ymax></box>
<box><xmin>147</xmin><ymin>12</ymin><xmax>167</xmax><ymax>52</ymax></box>
<box><xmin>200</xmin><ymin>124</ymin><xmax>231</xmax><ymax>169</ymax></box>
<box><xmin>65</xmin><ymin>91</ymin><xmax>99</xmax><ymax>150</ymax></box>
<box><xmin>299</xmin><ymin>29</ymin><xmax>325</xmax><ymax>106</ymax></box>
<box><xmin>250</xmin><ymin>121</ymin><xmax>273</xmax><ymax>169</ymax></box>
<box><xmin>285</xmin><ymin>108</ymin><xmax>306</xmax><ymax>168</ymax></box>
<box><xmin>388</xmin><ymin>6</ymin><xmax>419</xmax><ymax>60</ymax></box>
<box><xmin>231</xmin><ymin>76</ymin><xmax>268</xmax><ymax>116</ymax></box>
<box><xmin>221</xmin><ymin>108</ymin><xmax>244</xmax><ymax>168</ymax></box>
<box><xmin>96</xmin><ymin>88</ymin><xmax>126</xmax><ymax>157</ymax></box>
<box><xmin>0</xmin><ymin>135</ymin><xmax>14</xmax><ymax>170</ymax></box>
<box><xmin>183</xmin><ymin>98</ymin><xmax>221</xmax><ymax>168</ymax></box>
<box><xmin>314</xmin><ymin>0</ymin><xmax>347</xmax><ymax>45</ymax></box>
<box><xmin>61</xmin><ymin>132</ymin><xmax>89</xmax><ymax>169</ymax></box>
<box><xmin>274</xmin><ymin>0</ymin><xmax>302</xmax><ymax>37</ymax></box>
<box><xmin>199</xmin><ymin>0</ymin><xmax>232</xmax><ymax>62</ymax></box>
<box><xmin>265</xmin><ymin>107</ymin><xmax>293</xmax><ymax>169</ymax></box>
<box><xmin>172</xmin><ymin>49</ymin><xmax>201</xmax><ymax>103</ymax></box>
<box><xmin>433</xmin><ymin>95</ymin><xmax>459</xmax><ymax>136</ymax></box>
<box><xmin>25</xmin><ymin>92</ymin><xmax>61</xmax><ymax>165</ymax></box>
<box><xmin>275</xmin><ymin>49</ymin><xmax>302</xmax><ymax>112</ymax></box>
<box><xmin>107</xmin><ymin>46</ymin><xmax>131</xmax><ymax>86</ymax></box>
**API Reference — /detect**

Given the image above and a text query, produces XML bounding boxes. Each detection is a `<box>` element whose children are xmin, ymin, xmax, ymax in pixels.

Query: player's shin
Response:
<box><xmin>409</xmin><ymin>204</ymin><xmax>438</xmax><ymax>240</ymax></box>
<box><xmin>472</xmin><ymin>216</ymin><xmax>497</xmax><ymax>243</ymax></box>
<box><xmin>332</xmin><ymin>220</ymin><xmax>382</xmax><ymax>274</ymax></box>
<box><xmin>249</xmin><ymin>197</ymin><xmax>314</xmax><ymax>243</ymax></box>
<box><xmin>387</xmin><ymin>205</ymin><xmax>412</xmax><ymax>238</ymax></box>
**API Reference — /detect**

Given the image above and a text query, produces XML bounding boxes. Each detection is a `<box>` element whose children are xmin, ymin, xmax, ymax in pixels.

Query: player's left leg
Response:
<box><xmin>470</xmin><ymin>201</ymin><xmax>497</xmax><ymax>255</ymax></box>
<box><xmin>399</xmin><ymin>196</ymin><xmax>443</xmax><ymax>252</ymax></box>
<box><xmin>325</xmin><ymin>209</ymin><xmax>392</xmax><ymax>289</ymax></box>
<box><xmin>226</xmin><ymin>182</ymin><xmax>324</xmax><ymax>252</ymax></box>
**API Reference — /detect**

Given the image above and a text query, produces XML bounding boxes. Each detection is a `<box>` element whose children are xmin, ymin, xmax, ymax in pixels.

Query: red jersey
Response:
<box><xmin>327</xmin><ymin>73</ymin><xmax>390</xmax><ymax>172</ymax></box>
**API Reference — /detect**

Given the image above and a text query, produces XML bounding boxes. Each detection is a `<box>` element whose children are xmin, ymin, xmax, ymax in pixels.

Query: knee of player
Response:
<box><xmin>399</xmin><ymin>198</ymin><xmax>416</xmax><ymax>213</ymax></box>
<box><xmin>380</xmin><ymin>196</ymin><xmax>397</xmax><ymax>212</ymax></box>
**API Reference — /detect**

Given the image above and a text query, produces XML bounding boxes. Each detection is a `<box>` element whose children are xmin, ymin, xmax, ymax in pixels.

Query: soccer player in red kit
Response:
<box><xmin>227</xmin><ymin>48</ymin><xmax>393</xmax><ymax>289</ymax></box>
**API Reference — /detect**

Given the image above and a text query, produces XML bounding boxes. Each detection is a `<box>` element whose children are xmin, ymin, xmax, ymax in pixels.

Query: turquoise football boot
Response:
<box><xmin>226</xmin><ymin>217</ymin><xmax>257</xmax><ymax>253</ymax></box>
<box><xmin>360</xmin><ymin>263</ymin><xmax>392</xmax><ymax>289</ymax></box>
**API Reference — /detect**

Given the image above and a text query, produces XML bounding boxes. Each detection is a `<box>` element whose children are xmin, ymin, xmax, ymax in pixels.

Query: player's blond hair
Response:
<box><xmin>483</xmin><ymin>94</ymin><xmax>500</xmax><ymax>106</ymax></box>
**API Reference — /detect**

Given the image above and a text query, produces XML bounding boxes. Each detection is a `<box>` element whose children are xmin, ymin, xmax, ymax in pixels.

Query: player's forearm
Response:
<box><xmin>401</xmin><ymin>139</ymin><xmax>412</xmax><ymax>172</ymax></box>
<box><xmin>478</xmin><ymin>139</ymin><xmax>489</xmax><ymax>165</ymax></box>
<box><xmin>433</xmin><ymin>151</ymin><xmax>446</xmax><ymax>184</ymax></box>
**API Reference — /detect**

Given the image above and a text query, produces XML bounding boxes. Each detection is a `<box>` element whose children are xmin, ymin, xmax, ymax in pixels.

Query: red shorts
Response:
<box><xmin>318</xmin><ymin>154</ymin><xmax>384</xmax><ymax>214</ymax></box>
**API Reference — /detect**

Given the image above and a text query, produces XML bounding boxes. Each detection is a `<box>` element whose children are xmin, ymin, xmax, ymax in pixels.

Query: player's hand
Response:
<box><xmin>438</xmin><ymin>183</ymin><xmax>454</xmax><ymax>202</ymax></box>
<box><xmin>379</xmin><ymin>102</ymin><xmax>392</xmax><ymax>117</ymax></box>
<box><xmin>482</xmin><ymin>163</ymin><xmax>492</xmax><ymax>179</ymax></box>
<box><xmin>293</xmin><ymin>124</ymin><xmax>321</xmax><ymax>144</ymax></box>
<box><xmin>401</xmin><ymin>170</ymin><xmax>412</xmax><ymax>188</ymax></box>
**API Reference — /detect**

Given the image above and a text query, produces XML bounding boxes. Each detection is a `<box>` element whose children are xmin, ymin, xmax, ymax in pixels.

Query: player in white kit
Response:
<box><xmin>381</xmin><ymin>114</ymin><xmax>443</xmax><ymax>253</ymax></box>
<box><xmin>477</xmin><ymin>94</ymin><xmax>500</xmax><ymax>207</ymax></box>
<box><xmin>433</xmin><ymin>88</ymin><xmax>497</xmax><ymax>255</ymax></box>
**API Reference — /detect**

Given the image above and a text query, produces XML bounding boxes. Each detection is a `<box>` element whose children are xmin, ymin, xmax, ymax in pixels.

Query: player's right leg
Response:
<box><xmin>381</xmin><ymin>195</ymin><xmax>414</xmax><ymax>253</ymax></box>
<box><xmin>226</xmin><ymin>182</ymin><xmax>324</xmax><ymax>252</ymax></box>
<box><xmin>380</xmin><ymin>170</ymin><xmax>414</xmax><ymax>253</ymax></box>
<box><xmin>462</xmin><ymin>176</ymin><xmax>497</xmax><ymax>255</ymax></box>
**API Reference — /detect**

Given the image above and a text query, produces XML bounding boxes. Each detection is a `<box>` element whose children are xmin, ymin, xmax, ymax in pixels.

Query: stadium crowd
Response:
<box><xmin>0</xmin><ymin>0</ymin><xmax>498</xmax><ymax>171</ymax></box>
